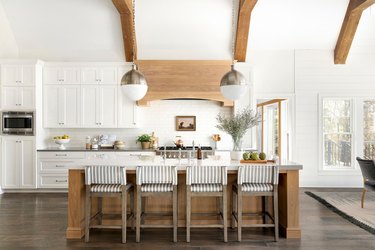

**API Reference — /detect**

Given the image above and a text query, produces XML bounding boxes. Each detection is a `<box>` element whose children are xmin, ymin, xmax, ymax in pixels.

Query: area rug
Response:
<box><xmin>306</xmin><ymin>191</ymin><xmax>375</xmax><ymax>234</ymax></box>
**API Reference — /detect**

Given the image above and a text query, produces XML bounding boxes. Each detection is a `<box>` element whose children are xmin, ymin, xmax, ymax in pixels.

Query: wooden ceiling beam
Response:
<box><xmin>234</xmin><ymin>0</ymin><xmax>257</xmax><ymax>62</ymax></box>
<box><xmin>112</xmin><ymin>0</ymin><xmax>136</xmax><ymax>62</ymax></box>
<box><xmin>334</xmin><ymin>0</ymin><xmax>375</xmax><ymax>64</ymax></box>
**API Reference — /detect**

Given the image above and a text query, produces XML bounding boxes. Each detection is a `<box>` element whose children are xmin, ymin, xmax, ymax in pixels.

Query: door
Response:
<box><xmin>81</xmin><ymin>85</ymin><xmax>99</xmax><ymax>127</ymax></box>
<box><xmin>43</xmin><ymin>67</ymin><xmax>61</xmax><ymax>84</ymax></box>
<box><xmin>44</xmin><ymin>86</ymin><xmax>60</xmax><ymax>127</ymax></box>
<box><xmin>81</xmin><ymin>68</ymin><xmax>98</xmax><ymax>84</ymax></box>
<box><xmin>20</xmin><ymin>138</ymin><xmax>35</xmax><ymax>188</ymax></box>
<box><xmin>118</xmin><ymin>86</ymin><xmax>138</xmax><ymax>128</ymax></box>
<box><xmin>2</xmin><ymin>87</ymin><xmax>20</xmax><ymax>108</ymax></box>
<box><xmin>61</xmin><ymin>85</ymin><xmax>81</xmax><ymax>127</ymax></box>
<box><xmin>99</xmin><ymin>86</ymin><xmax>117</xmax><ymax>127</ymax></box>
<box><xmin>20</xmin><ymin>87</ymin><xmax>35</xmax><ymax>109</ymax></box>
<box><xmin>100</xmin><ymin>68</ymin><xmax>117</xmax><ymax>85</ymax></box>
<box><xmin>20</xmin><ymin>65</ymin><xmax>34</xmax><ymax>85</ymax></box>
<box><xmin>62</xmin><ymin>68</ymin><xmax>80</xmax><ymax>84</ymax></box>
<box><xmin>1</xmin><ymin>65</ymin><xmax>19</xmax><ymax>85</ymax></box>
<box><xmin>1</xmin><ymin>138</ymin><xmax>19</xmax><ymax>188</ymax></box>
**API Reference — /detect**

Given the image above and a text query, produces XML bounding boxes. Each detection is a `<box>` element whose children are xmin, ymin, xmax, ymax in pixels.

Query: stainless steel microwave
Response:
<box><xmin>1</xmin><ymin>111</ymin><xmax>34</xmax><ymax>135</ymax></box>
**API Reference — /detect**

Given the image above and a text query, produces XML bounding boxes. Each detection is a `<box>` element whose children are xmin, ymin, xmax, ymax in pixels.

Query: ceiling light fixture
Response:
<box><xmin>120</xmin><ymin>0</ymin><xmax>148</xmax><ymax>101</ymax></box>
<box><xmin>220</xmin><ymin>0</ymin><xmax>248</xmax><ymax>101</ymax></box>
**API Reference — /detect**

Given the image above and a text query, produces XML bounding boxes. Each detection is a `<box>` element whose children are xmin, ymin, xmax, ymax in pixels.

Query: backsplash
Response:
<box><xmin>44</xmin><ymin>100</ymin><xmax>234</xmax><ymax>149</ymax></box>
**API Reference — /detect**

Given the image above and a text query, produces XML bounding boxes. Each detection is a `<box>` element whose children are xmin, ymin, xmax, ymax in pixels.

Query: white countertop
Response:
<box><xmin>66</xmin><ymin>155</ymin><xmax>302</xmax><ymax>171</ymax></box>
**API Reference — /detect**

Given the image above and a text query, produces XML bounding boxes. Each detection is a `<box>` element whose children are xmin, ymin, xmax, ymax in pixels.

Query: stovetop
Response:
<box><xmin>158</xmin><ymin>146</ymin><xmax>213</xmax><ymax>151</ymax></box>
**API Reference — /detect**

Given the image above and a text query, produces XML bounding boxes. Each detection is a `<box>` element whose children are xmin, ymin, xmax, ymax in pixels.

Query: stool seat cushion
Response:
<box><xmin>141</xmin><ymin>184</ymin><xmax>174</xmax><ymax>192</ymax></box>
<box><xmin>191</xmin><ymin>184</ymin><xmax>223</xmax><ymax>192</ymax></box>
<box><xmin>90</xmin><ymin>184</ymin><xmax>132</xmax><ymax>193</ymax></box>
<box><xmin>241</xmin><ymin>183</ymin><xmax>274</xmax><ymax>192</ymax></box>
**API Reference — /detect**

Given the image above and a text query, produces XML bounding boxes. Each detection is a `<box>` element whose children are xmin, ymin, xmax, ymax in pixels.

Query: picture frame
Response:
<box><xmin>175</xmin><ymin>116</ymin><xmax>196</xmax><ymax>131</ymax></box>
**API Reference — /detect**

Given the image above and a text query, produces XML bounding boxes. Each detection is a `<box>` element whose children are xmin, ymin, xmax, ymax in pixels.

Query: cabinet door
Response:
<box><xmin>20</xmin><ymin>65</ymin><xmax>35</xmax><ymax>85</ymax></box>
<box><xmin>44</xmin><ymin>86</ymin><xmax>60</xmax><ymax>127</ymax></box>
<box><xmin>62</xmin><ymin>68</ymin><xmax>80</xmax><ymax>84</ymax></box>
<box><xmin>43</xmin><ymin>67</ymin><xmax>61</xmax><ymax>84</ymax></box>
<box><xmin>20</xmin><ymin>87</ymin><xmax>35</xmax><ymax>109</ymax></box>
<box><xmin>1</xmin><ymin>65</ymin><xmax>19</xmax><ymax>85</ymax></box>
<box><xmin>1</xmin><ymin>138</ymin><xmax>19</xmax><ymax>188</ymax></box>
<box><xmin>61</xmin><ymin>85</ymin><xmax>81</xmax><ymax>127</ymax></box>
<box><xmin>100</xmin><ymin>67</ymin><xmax>117</xmax><ymax>85</ymax></box>
<box><xmin>20</xmin><ymin>139</ymin><xmax>35</xmax><ymax>188</ymax></box>
<box><xmin>81</xmin><ymin>68</ymin><xmax>98</xmax><ymax>84</ymax></box>
<box><xmin>118</xmin><ymin>87</ymin><xmax>138</xmax><ymax>128</ymax></box>
<box><xmin>99</xmin><ymin>86</ymin><xmax>117</xmax><ymax>127</ymax></box>
<box><xmin>1</xmin><ymin>86</ymin><xmax>20</xmax><ymax>108</ymax></box>
<box><xmin>81</xmin><ymin>85</ymin><xmax>99</xmax><ymax>127</ymax></box>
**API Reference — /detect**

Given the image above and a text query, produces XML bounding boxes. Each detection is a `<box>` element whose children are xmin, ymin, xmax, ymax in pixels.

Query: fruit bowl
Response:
<box><xmin>54</xmin><ymin>139</ymin><xmax>70</xmax><ymax>149</ymax></box>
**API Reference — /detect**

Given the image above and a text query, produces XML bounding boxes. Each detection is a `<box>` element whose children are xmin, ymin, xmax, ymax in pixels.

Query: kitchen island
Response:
<box><xmin>66</xmin><ymin>156</ymin><xmax>302</xmax><ymax>240</ymax></box>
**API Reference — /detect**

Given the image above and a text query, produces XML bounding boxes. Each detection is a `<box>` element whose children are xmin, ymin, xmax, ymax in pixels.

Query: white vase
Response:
<box><xmin>230</xmin><ymin>150</ymin><xmax>243</xmax><ymax>161</ymax></box>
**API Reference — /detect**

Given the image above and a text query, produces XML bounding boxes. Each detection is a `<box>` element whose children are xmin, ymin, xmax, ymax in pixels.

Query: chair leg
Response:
<box><xmin>231</xmin><ymin>188</ymin><xmax>237</xmax><ymax>229</ymax></box>
<box><xmin>237</xmin><ymin>186</ymin><xmax>243</xmax><ymax>242</ymax></box>
<box><xmin>136</xmin><ymin>186</ymin><xmax>141</xmax><ymax>243</ymax></box>
<box><xmin>98</xmin><ymin>197</ymin><xmax>103</xmax><ymax>225</ymax></box>
<box><xmin>273</xmin><ymin>188</ymin><xmax>279</xmax><ymax>242</ymax></box>
<box><xmin>186</xmin><ymin>186</ymin><xmax>191</xmax><ymax>242</ymax></box>
<box><xmin>262</xmin><ymin>196</ymin><xmax>267</xmax><ymax>224</ymax></box>
<box><xmin>141</xmin><ymin>197</ymin><xmax>146</xmax><ymax>225</ymax></box>
<box><xmin>223</xmin><ymin>185</ymin><xmax>228</xmax><ymax>243</ymax></box>
<box><xmin>130</xmin><ymin>188</ymin><xmax>135</xmax><ymax>230</ymax></box>
<box><xmin>122</xmin><ymin>187</ymin><xmax>127</xmax><ymax>243</ymax></box>
<box><xmin>85</xmin><ymin>185</ymin><xmax>91</xmax><ymax>243</ymax></box>
<box><xmin>173</xmin><ymin>186</ymin><xmax>178</xmax><ymax>243</ymax></box>
<box><xmin>361</xmin><ymin>189</ymin><xmax>367</xmax><ymax>208</ymax></box>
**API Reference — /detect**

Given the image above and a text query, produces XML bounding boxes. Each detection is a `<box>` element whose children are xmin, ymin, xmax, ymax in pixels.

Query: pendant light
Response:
<box><xmin>120</xmin><ymin>0</ymin><xmax>148</xmax><ymax>101</ymax></box>
<box><xmin>220</xmin><ymin>0</ymin><xmax>248</xmax><ymax>101</ymax></box>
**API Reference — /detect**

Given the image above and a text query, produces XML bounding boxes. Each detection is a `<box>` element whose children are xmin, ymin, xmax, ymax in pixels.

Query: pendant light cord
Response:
<box><xmin>132</xmin><ymin>0</ymin><xmax>136</xmax><ymax>65</ymax></box>
<box><xmin>231</xmin><ymin>0</ymin><xmax>239</xmax><ymax>66</ymax></box>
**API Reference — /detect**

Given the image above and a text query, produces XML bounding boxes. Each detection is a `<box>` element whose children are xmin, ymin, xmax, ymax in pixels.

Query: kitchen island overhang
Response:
<box><xmin>66</xmin><ymin>157</ymin><xmax>302</xmax><ymax>240</ymax></box>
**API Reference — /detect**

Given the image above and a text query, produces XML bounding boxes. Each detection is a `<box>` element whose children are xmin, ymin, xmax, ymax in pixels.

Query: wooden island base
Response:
<box><xmin>66</xmin><ymin>169</ymin><xmax>301</xmax><ymax>239</ymax></box>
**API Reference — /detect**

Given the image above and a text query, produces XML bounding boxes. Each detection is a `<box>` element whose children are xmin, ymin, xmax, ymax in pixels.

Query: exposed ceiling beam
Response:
<box><xmin>334</xmin><ymin>0</ymin><xmax>375</xmax><ymax>64</ymax></box>
<box><xmin>234</xmin><ymin>0</ymin><xmax>257</xmax><ymax>62</ymax></box>
<box><xmin>112</xmin><ymin>0</ymin><xmax>136</xmax><ymax>62</ymax></box>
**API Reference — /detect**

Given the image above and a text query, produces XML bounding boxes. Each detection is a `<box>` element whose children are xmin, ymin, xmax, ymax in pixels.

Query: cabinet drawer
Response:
<box><xmin>39</xmin><ymin>151</ymin><xmax>85</xmax><ymax>159</ymax></box>
<box><xmin>40</xmin><ymin>161</ymin><xmax>71</xmax><ymax>172</ymax></box>
<box><xmin>85</xmin><ymin>152</ymin><xmax>116</xmax><ymax>160</ymax></box>
<box><xmin>39</xmin><ymin>175</ymin><xmax>68</xmax><ymax>188</ymax></box>
<box><xmin>115</xmin><ymin>151</ymin><xmax>156</xmax><ymax>157</ymax></box>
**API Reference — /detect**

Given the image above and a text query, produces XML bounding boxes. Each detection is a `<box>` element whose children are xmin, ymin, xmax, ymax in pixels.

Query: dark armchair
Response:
<box><xmin>356</xmin><ymin>157</ymin><xmax>375</xmax><ymax>208</ymax></box>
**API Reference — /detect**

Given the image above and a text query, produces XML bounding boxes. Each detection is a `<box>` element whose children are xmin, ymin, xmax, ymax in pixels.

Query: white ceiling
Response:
<box><xmin>0</xmin><ymin>0</ymin><xmax>374</xmax><ymax>61</ymax></box>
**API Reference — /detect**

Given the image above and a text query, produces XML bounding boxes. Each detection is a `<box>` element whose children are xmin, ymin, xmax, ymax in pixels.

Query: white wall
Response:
<box><xmin>0</xmin><ymin>1</ymin><xmax>18</xmax><ymax>57</ymax></box>
<box><xmin>45</xmin><ymin>100</ymin><xmax>233</xmax><ymax>150</ymax></box>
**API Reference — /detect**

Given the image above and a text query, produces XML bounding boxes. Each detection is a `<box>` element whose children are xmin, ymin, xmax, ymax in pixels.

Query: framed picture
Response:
<box><xmin>176</xmin><ymin>116</ymin><xmax>196</xmax><ymax>131</ymax></box>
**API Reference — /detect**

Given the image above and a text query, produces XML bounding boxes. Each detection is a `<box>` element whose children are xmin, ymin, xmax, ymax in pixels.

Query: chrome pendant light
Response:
<box><xmin>220</xmin><ymin>0</ymin><xmax>248</xmax><ymax>101</ymax></box>
<box><xmin>120</xmin><ymin>0</ymin><xmax>148</xmax><ymax>101</ymax></box>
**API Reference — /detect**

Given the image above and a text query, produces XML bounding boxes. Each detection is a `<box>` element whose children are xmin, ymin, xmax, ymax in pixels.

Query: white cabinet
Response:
<box><xmin>38</xmin><ymin>151</ymin><xmax>85</xmax><ymax>188</ymax></box>
<box><xmin>118</xmin><ymin>86</ymin><xmax>139</xmax><ymax>128</ymax></box>
<box><xmin>81</xmin><ymin>85</ymin><xmax>117</xmax><ymax>128</ymax></box>
<box><xmin>43</xmin><ymin>67</ymin><xmax>80</xmax><ymax>84</ymax></box>
<box><xmin>1</xmin><ymin>86</ymin><xmax>35</xmax><ymax>109</ymax></box>
<box><xmin>1</xmin><ymin>137</ymin><xmax>35</xmax><ymax>189</ymax></box>
<box><xmin>44</xmin><ymin>85</ymin><xmax>81</xmax><ymax>128</ymax></box>
<box><xmin>81</xmin><ymin>67</ymin><xmax>117</xmax><ymax>85</ymax></box>
<box><xmin>1</xmin><ymin>65</ymin><xmax>34</xmax><ymax>86</ymax></box>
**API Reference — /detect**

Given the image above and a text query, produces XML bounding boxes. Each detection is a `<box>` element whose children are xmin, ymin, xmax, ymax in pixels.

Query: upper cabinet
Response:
<box><xmin>1</xmin><ymin>86</ymin><xmax>35</xmax><ymax>110</ymax></box>
<box><xmin>1</xmin><ymin>65</ymin><xmax>35</xmax><ymax>86</ymax></box>
<box><xmin>81</xmin><ymin>67</ymin><xmax>117</xmax><ymax>85</ymax></box>
<box><xmin>43</xmin><ymin>67</ymin><xmax>80</xmax><ymax>84</ymax></box>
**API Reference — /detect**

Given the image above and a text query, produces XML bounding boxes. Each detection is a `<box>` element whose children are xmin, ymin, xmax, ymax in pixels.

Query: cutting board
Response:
<box><xmin>240</xmin><ymin>159</ymin><xmax>269</xmax><ymax>164</ymax></box>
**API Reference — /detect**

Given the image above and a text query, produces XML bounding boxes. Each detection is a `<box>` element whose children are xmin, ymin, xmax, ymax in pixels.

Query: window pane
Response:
<box><xmin>323</xmin><ymin>117</ymin><xmax>350</xmax><ymax>133</ymax></box>
<box><xmin>323</xmin><ymin>100</ymin><xmax>351</xmax><ymax>117</ymax></box>
<box><xmin>324</xmin><ymin>134</ymin><xmax>352</xmax><ymax>167</ymax></box>
<box><xmin>363</xmin><ymin>100</ymin><xmax>375</xmax><ymax>159</ymax></box>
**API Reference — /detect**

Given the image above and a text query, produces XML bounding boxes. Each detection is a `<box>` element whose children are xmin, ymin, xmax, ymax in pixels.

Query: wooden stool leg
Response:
<box><xmin>130</xmin><ymin>188</ymin><xmax>135</xmax><ymax>230</ymax></box>
<box><xmin>141</xmin><ymin>197</ymin><xmax>146</xmax><ymax>225</ymax></box>
<box><xmin>122</xmin><ymin>186</ymin><xmax>127</xmax><ymax>243</ymax></box>
<box><xmin>186</xmin><ymin>186</ymin><xmax>191</xmax><ymax>242</ymax></box>
<box><xmin>231</xmin><ymin>188</ymin><xmax>237</xmax><ymax>229</ymax></box>
<box><xmin>237</xmin><ymin>185</ymin><xmax>243</xmax><ymax>242</ymax></box>
<box><xmin>223</xmin><ymin>185</ymin><xmax>228</xmax><ymax>243</ymax></box>
<box><xmin>361</xmin><ymin>189</ymin><xmax>367</xmax><ymax>208</ymax></box>
<box><xmin>85</xmin><ymin>185</ymin><xmax>90</xmax><ymax>243</ymax></box>
<box><xmin>173</xmin><ymin>186</ymin><xmax>178</xmax><ymax>242</ymax></box>
<box><xmin>273</xmin><ymin>188</ymin><xmax>279</xmax><ymax>241</ymax></box>
<box><xmin>136</xmin><ymin>186</ymin><xmax>141</xmax><ymax>243</ymax></box>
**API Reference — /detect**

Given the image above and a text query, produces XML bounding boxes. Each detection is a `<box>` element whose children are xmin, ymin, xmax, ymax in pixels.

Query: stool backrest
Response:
<box><xmin>356</xmin><ymin>157</ymin><xmax>375</xmax><ymax>182</ymax></box>
<box><xmin>136</xmin><ymin>165</ymin><xmax>178</xmax><ymax>185</ymax></box>
<box><xmin>186</xmin><ymin>165</ymin><xmax>227</xmax><ymax>185</ymax></box>
<box><xmin>85</xmin><ymin>165</ymin><xmax>126</xmax><ymax>185</ymax></box>
<box><xmin>237</xmin><ymin>165</ymin><xmax>279</xmax><ymax>185</ymax></box>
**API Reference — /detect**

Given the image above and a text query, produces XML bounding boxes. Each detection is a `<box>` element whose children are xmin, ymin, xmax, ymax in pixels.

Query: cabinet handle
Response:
<box><xmin>55</xmin><ymin>154</ymin><xmax>67</xmax><ymax>156</ymax></box>
<box><xmin>55</xmin><ymin>165</ymin><xmax>65</xmax><ymax>168</ymax></box>
<box><xmin>55</xmin><ymin>180</ymin><xmax>68</xmax><ymax>183</ymax></box>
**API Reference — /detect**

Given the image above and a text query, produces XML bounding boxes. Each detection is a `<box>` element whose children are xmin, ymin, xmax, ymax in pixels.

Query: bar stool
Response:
<box><xmin>231</xmin><ymin>165</ymin><xmax>279</xmax><ymax>242</ymax></box>
<box><xmin>186</xmin><ymin>165</ymin><xmax>228</xmax><ymax>242</ymax></box>
<box><xmin>85</xmin><ymin>165</ymin><xmax>134</xmax><ymax>243</ymax></box>
<box><xmin>136</xmin><ymin>165</ymin><xmax>178</xmax><ymax>243</ymax></box>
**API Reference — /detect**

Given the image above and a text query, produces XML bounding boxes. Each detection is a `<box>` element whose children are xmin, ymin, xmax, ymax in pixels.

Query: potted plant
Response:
<box><xmin>216</xmin><ymin>107</ymin><xmax>260</xmax><ymax>160</ymax></box>
<box><xmin>137</xmin><ymin>134</ymin><xmax>152</xmax><ymax>149</ymax></box>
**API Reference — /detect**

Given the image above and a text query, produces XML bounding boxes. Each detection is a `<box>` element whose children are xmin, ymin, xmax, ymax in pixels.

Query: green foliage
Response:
<box><xmin>137</xmin><ymin>134</ymin><xmax>151</xmax><ymax>142</ymax></box>
<box><xmin>216</xmin><ymin>107</ymin><xmax>260</xmax><ymax>144</ymax></box>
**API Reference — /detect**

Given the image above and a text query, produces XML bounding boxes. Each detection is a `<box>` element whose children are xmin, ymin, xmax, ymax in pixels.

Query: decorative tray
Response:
<box><xmin>240</xmin><ymin>160</ymin><xmax>273</xmax><ymax>164</ymax></box>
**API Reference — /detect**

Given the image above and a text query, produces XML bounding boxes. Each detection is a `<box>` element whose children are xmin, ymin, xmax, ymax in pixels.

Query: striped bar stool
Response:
<box><xmin>231</xmin><ymin>165</ymin><xmax>279</xmax><ymax>242</ymax></box>
<box><xmin>186</xmin><ymin>165</ymin><xmax>228</xmax><ymax>242</ymax></box>
<box><xmin>136</xmin><ymin>165</ymin><xmax>178</xmax><ymax>243</ymax></box>
<box><xmin>85</xmin><ymin>165</ymin><xmax>134</xmax><ymax>243</ymax></box>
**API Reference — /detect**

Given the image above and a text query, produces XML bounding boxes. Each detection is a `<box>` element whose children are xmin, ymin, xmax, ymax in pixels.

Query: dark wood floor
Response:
<box><xmin>0</xmin><ymin>189</ymin><xmax>374</xmax><ymax>249</ymax></box>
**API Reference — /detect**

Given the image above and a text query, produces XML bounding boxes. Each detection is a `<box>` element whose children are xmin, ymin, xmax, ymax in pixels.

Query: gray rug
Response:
<box><xmin>306</xmin><ymin>191</ymin><xmax>375</xmax><ymax>234</ymax></box>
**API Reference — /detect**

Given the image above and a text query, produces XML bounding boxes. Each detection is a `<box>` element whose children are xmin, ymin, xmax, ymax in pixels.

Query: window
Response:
<box><xmin>322</xmin><ymin>98</ymin><xmax>353</xmax><ymax>169</ymax></box>
<box><xmin>363</xmin><ymin>100</ymin><xmax>375</xmax><ymax>159</ymax></box>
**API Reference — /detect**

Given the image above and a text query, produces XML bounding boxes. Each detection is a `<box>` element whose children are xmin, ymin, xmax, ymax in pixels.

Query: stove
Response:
<box><xmin>156</xmin><ymin>146</ymin><xmax>214</xmax><ymax>159</ymax></box>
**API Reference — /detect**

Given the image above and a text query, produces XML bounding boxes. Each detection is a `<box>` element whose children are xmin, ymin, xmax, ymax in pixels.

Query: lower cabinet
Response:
<box><xmin>1</xmin><ymin>137</ymin><xmax>35</xmax><ymax>189</ymax></box>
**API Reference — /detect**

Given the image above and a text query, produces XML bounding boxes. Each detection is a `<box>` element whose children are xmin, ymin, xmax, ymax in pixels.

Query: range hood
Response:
<box><xmin>136</xmin><ymin>60</ymin><xmax>234</xmax><ymax>106</ymax></box>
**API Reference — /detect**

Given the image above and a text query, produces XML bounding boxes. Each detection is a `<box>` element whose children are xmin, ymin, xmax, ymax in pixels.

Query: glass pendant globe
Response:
<box><xmin>120</xmin><ymin>65</ymin><xmax>148</xmax><ymax>101</ymax></box>
<box><xmin>220</xmin><ymin>65</ymin><xmax>248</xmax><ymax>101</ymax></box>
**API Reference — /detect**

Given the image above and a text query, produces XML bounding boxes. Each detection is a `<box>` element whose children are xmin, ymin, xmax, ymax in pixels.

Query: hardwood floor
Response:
<box><xmin>0</xmin><ymin>189</ymin><xmax>374</xmax><ymax>249</ymax></box>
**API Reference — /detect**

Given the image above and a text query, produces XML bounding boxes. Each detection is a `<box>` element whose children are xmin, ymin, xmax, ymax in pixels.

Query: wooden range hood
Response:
<box><xmin>136</xmin><ymin>60</ymin><xmax>234</xmax><ymax>107</ymax></box>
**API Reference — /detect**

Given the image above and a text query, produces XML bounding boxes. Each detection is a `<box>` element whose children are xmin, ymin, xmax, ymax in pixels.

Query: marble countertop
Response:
<box><xmin>37</xmin><ymin>147</ymin><xmax>157</xmax><ymax>152</ymax></box>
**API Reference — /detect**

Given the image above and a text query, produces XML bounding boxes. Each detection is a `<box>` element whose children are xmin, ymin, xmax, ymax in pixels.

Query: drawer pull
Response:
<box><xmin>55</xmin><ymin>154</ymin><xmax>67</xmax><ymax>157</ymax></box>
<box><xmin>55</xmin><ymin>180</ymin><xmax>68</xmax><ymax>183</ymax></box>
<box><xmin>55</xmin><ymin>165</ymin><xmax>65</xmax><ymax>168</ymax></box>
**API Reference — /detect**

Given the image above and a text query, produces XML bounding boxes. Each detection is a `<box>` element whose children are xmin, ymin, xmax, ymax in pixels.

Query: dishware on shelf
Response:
<box><xmin>54</xmin><ymin>139</ymin><xmax>70</xmax><ymax>150</ymax></box>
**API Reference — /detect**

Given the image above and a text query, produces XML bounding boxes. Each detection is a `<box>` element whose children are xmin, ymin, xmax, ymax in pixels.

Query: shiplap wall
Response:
<box><xmin>295</xmin><ymin>50</ymin><xmax>375</xmax><ymax>187</ymax></box>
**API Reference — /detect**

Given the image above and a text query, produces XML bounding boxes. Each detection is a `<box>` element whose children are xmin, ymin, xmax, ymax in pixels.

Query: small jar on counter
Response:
<box><xmin>85</xmin><ymin>136</ymin><xmax>91</xmax><ymax>149</ymax></box>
